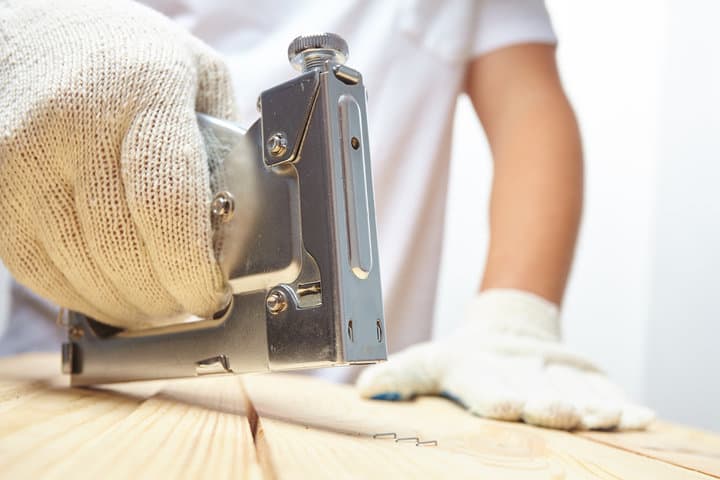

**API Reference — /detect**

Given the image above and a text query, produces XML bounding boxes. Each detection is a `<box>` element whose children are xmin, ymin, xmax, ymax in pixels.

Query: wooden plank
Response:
<box><xmin>581</xmin><ymin>422</ymin><xmax>720</xmax><ymax>478</ymax></box>
<box><xmin>0</xmin><ymin>353</ymin><xmax>262</xmax><ymax>480</ymax></box>
<box><xmin>243</xmin><ymin>373</ymin><xmax>712</xmax><ymax>480</ymax></box>
<box><xmin>2</xmin><ymin>353</ymin><xmax>718</xmax><ymax>479</ymax></box>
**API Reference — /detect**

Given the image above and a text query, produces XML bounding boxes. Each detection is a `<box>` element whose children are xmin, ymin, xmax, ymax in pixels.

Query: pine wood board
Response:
<box><xmin>0</xmin><ymin>353</ymin><xmax>261</xmax><ymax>480</ymax></box>
<box><xmin>581</xmin><ymin>422</ymin><xmax>720</xmax><ymax>478</ymax></box>
<box><xmin>243</xmin><ymin>373</ymin><xmax>713</xmax><ymax>480</ymax></box>
<box><xmin>1</xmin><ymin>353</ymin><xmax>718</xmax><ymax>480</ymax></box>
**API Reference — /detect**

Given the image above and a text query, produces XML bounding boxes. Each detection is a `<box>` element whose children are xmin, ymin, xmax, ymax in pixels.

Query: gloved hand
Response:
<box><xmin>0</xmin><ymin>0</ymin><xmax>237</xmax><ymax>328</ymax></box>
<box><xmin>357</xmin><ymin>289</ymin><xmax>654</xmax><ymax>430</ymax></box>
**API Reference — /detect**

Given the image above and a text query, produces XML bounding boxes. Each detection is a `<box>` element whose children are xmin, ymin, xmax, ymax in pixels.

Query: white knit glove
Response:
<box><xmin>0</xmin><ymin>0</ymin><xmax>237</xmax><ymax>328</ymax></box>
<box><xmin>357</xmin><ymin>290</ymin><xmax>655</xmax><ymax>430</ymax></box>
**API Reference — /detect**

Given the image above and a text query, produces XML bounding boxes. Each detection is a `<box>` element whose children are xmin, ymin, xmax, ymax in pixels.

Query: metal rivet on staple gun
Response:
<box><xmin>266</xmin><ymin>132</ymin><xmax>288</xmax><ymax>157</ymax></box>
<box><xmin>68</xmin><ymin>326</ymin><xmax>84</xmax><ymax>339</ymax></box>
<box><xmin>211</xmin><ymin>192</ymin><xmax>235</xmax><ymax>222</ymax></box>
<box><xmin>266</xmin><ymin>289</ymin><xmax>288</xmax><ymax>315</ymax></box>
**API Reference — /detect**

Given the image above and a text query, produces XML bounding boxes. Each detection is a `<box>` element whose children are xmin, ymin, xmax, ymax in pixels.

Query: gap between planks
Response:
<box><xmin>238</xmin><ymin>376</ymin><xmax>278</xmax><ymax>480</ymax></box>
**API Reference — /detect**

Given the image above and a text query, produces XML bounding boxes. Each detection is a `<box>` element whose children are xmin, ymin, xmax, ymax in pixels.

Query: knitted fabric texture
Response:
<box><xmin>0</xmin><ymin>0</ymin><xmax>237</xmax><ymax>328</ymax></box>
<box><xmin>464</xmin><ymin>288</ymin><xmax>561</xmax><ymax>341</ymax></box>
<box><xmin>357</xmin><ymin>289</ymin><xmax>655</xmax><ymax>431</ymax></box>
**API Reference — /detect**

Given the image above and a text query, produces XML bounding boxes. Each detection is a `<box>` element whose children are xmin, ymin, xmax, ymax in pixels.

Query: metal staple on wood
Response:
<box><xmin>371</xmin><ymin>433</ymin><xmax>438</xmax><ymax>447</ymax></box>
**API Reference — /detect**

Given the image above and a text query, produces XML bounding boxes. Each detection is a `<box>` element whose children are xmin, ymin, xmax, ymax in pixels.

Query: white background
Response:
<box><xmin>434</xmin><ymin>0</ymin><xmax>720</xmax><ymax>432</ymax></box>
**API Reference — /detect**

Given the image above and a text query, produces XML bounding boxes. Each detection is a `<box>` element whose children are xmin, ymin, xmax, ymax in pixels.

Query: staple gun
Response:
<box><xmin>61</xmin><ymin>33</ymin><xmax>387</xmax><ymax>385</ymax></box>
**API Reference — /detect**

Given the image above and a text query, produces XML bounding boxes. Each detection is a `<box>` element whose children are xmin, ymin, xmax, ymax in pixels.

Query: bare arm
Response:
<box><xmin>466</xmin><ymin>43</ymin><xmax>583</xmax><ymax>305</ymax></box>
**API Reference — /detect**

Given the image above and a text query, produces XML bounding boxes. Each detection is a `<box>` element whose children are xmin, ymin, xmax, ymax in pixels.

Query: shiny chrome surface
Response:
<box><xmin>288</xmin><ymin>33</ymin><xmax>349</xmax><ymax>72</ymax></box>
<box><xmin>210</xmin><ymin>191</ymin><xmax>235</xmax><ymax>222</ymax></box>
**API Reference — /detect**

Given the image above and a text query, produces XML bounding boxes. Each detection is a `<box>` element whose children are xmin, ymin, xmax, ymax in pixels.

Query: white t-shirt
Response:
<box><xmin>1</xmin><ymin>0</ymin><xmax>556</xmax><ymax>381</ymax></box>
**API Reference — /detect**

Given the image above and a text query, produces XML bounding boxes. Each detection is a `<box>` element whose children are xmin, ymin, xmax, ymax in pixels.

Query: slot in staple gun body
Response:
<box><xmin>63</xmin><ymin>33</ymin><xmax>388</xmax><ymax>385</ymax></box>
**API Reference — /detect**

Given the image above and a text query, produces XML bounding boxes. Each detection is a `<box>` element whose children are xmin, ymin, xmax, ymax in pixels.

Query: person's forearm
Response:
<box><xmin>481</xmin><ymin>104</ymin><xmax>582</xmax><ymax>305</ymax></box>
<box><xmin>466</xmin><ymin>44</ymin><xmax>582</xmax><ymax>305</ymax></box>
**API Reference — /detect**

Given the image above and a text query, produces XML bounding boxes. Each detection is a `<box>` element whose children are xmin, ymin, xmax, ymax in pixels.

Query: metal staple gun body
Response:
<box><xmin>61</xmin><ymin>34</ymin><xmax>387</xmax><ymax>385</ymax></box>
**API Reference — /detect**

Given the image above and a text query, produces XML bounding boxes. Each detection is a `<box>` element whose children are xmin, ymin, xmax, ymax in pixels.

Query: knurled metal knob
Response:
<box><xmin>288</xmin><ymin>33</ymin><xmax>349</xmax><ymax>72</ymax></box>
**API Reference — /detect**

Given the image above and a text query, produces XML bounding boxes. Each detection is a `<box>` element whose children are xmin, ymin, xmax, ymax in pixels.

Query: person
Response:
<box><xmin>0</xmin><ymin>0</ymin><xmax>653</xmax><ymax>430</ymax></box>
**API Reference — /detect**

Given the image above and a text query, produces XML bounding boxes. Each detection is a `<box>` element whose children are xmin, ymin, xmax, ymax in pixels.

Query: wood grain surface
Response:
<box><xmin>0</xmin><ymin>353</ymin><xmax>718</xmax><ymax>479</ymax></box>
<box><xmin>0</xmin><ymin>354</ymin><xmax>261</xmax><ymax>480</ymax></box>
<box><xmin>581</xmin><ymin>422</ymin><xmax>720</xmax><ymax>478</ymax></box>
<box><xmin>243</xmin><ymin>373</ymin><xmax>715</xmax><ymax>480</ymax></box>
